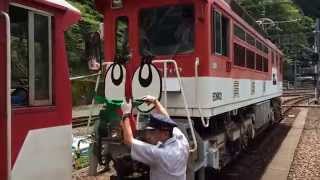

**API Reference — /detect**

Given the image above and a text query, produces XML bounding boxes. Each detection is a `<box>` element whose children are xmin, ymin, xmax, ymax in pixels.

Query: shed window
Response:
<box><xmin>246</xmin><ymin>49</ymin><xmax>255</xmax><ymax>69</ymax></box>
<box><xmin>256</xmin><ymin>54</ymin><xmax>263</xmax><ymax>71</ymax></box>
<box><xmin>234</xmin><ymin>43</ymin><xmax>245</xmax><ymax>67</ymax></box>
<box><xmin>213</xmin><ymin>11</ymin><xmax>229</xmax><ymax>56</ymax></box>
<box><xmin>10</xmin><ymin>5</ymin><xmax>52</xmax><ymax>107</ymax></box>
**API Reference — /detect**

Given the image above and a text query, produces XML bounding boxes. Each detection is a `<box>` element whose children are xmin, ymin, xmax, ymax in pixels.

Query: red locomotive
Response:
<box><xmin>0</xmin><ymin>0</ymin><xmax>284</xmax><ymax>179</ymax></box>
<box><xmin>90</xmin><ymin>0</ymin><xmax>283</xmax><ymax>179</ymax></box>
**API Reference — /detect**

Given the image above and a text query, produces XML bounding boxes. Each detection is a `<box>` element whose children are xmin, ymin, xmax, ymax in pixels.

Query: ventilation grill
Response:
<box><xmin>251</xmin><ymin>81</ymin><xmax>255</xmax><ymax>95</ymax></box>
<box><xmin>233</xmin><ymin>81</ymin><xmax>240</xmax><ymax>98</ymax></box>
<box><xmin>263</xmin><ymin>81</ymin><xmax>266</xmax><ymax>92</ymax></box>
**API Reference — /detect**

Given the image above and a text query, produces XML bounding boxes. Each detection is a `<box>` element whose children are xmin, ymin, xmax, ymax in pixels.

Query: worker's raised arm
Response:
<box><xmin>120</xmin><ymin>100</ymin><xmax>133</xmax><ymax>145</ymax></box>
<box><xmin>142</xmin><ymin>95</ymin><xmax>169</xmax><ymax>117</ymax></box>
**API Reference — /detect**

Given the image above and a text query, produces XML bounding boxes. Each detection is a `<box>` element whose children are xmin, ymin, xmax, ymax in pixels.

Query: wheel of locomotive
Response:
<box><xmin>247</xmin><ymin>119</ymin><xmax>255</xmax><ymax>144</ymax></box>
<box><xmin>240</xmin><ymin>124</ymin><xmax>250</xmax><ymax>150</ymax></box>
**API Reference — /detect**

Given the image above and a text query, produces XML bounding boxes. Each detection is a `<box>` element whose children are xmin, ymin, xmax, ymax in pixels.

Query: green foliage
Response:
<box><xmin>65</xmin><ymin>0</ymin><xmax>104</xmax><ymax>106</ymax></box>
<box><xmin>239</xmin><ymin>0</ymin><xmax>316</xmax><ymax>81</ymax></box>
<box><xmin>239</xmin><ymin>0</ymin><xmax>315</xmax><ymax>61</ymax></box>
<box><xmin>65</xmin><ymin>0</ymin><xmax>103</xmax><ymax>76</ymax></box>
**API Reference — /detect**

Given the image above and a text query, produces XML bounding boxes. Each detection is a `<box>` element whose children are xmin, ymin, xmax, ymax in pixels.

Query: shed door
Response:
<box><xmin>0</xmin><ymin>1</ymin><xmax>9</xmax><ymax>179</ymax></box>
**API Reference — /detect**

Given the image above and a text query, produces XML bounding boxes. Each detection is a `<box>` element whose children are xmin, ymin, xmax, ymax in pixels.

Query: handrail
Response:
<box><xmin>2</xmin><ymin>11</ymin><xmax>12</xmax><ymax>180</ymax></box>
<box><xmin>69</xmin><ymin>73</ymin><xmax>100</xmax><ymax>81</ymax></box>
<box><xmin>153</xmin><ymin>59</ymin><xmax>197</xmax><ymax>152</ymax></box>
<box><xmin>163</xmin><ymin>62</ymin><xmax>168</xmax><ymax>108</ymax></box>
<box><xmin>194</xmin><ymin>57</ymin><xmax>210</xmax><ymax>128</ymax></box>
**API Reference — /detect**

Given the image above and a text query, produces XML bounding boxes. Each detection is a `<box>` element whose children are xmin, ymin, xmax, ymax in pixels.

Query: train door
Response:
<box><xmin>0</xmin><ymin>1</ymin><xmax>9</xmax><ymax>179</ymax></box>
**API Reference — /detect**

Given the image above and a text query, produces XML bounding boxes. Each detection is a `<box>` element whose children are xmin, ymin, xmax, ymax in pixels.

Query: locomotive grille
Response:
<box><xmin>233</xmin><ymin>80</ymin><xmax>240</xmax><ymax>98</ymax></box>
<box><xmin>251</xmin><ymin>81</ymin><xmax>255</xmax><ymax>95</ymax></box>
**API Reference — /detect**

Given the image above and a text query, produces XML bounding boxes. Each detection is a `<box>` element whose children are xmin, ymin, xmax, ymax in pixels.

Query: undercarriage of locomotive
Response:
<box><xmin>87</xmin><ymin>97</ymin><xmax>281</xmax><ymax>180</ymax></box>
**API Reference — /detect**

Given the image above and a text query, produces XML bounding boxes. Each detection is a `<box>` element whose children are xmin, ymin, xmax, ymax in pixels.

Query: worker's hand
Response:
<box><xmin>142</xmin><ymin>95</ymin><xmax>157</xmax><ymax>105</ymax></box>
<box><xmin>121</xmin><ymin>99</ymin><xmax>132</xmax><ymax>116</ymax></box>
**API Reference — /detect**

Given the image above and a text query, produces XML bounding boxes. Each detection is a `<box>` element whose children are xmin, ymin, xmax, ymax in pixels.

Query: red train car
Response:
<box><xmin>91</xmin><ymin>0</ymin><xmax>283</xmax><ymax>179</ymax></box>
<box><xmin>0</xmin><ymin>1</ymin><xmax>80</xmax><ymax>180</ymax></box>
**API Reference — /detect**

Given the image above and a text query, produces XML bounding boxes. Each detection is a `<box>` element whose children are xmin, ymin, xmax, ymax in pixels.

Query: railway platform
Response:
<box><xmin>261</xmin><ymin>108</ymin><xmax>308</xmax><ymax>180</ymax></box>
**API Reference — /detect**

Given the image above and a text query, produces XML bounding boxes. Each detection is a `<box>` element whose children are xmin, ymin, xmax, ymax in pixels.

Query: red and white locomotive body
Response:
<box><xmin>0</xmin><ymin>1</ymin><xmax>80</xmax><ymax>180</ymax></box>
<box><xmin>95</xmin><ymin>0</ymin><xmax>283</xmax><ymax>117</ymax></box>
<box><xmin>93</xmin><ymin>0</ymin><xmax>283</xmax><ymax>179</ymax></box>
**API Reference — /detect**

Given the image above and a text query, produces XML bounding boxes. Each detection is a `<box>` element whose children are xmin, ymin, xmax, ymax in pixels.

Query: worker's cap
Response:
<box><xmin>145</xmin><ymin>113</ymin><xmax>177</xmax><ymax>131</ymax></box>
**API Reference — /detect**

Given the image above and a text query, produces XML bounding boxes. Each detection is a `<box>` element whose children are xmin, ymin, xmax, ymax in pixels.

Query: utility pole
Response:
<box><xmin>315</xmin><ymin>19</ymin><xmax>320</xmax><ymax>103</ymax></box>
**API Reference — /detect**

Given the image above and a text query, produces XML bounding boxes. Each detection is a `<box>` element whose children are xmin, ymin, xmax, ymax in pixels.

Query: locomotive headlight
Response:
<box><xmin>111</xmin><ymin>0</ymin><xmax>123</xmax><ymax>9</ymax></box>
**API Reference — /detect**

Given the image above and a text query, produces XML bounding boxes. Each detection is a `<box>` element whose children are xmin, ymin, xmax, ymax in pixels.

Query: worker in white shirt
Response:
<box><xmin>120</xmin><ymin>95</ymin><xmax>189</xmax><ymax>180</ymax></box>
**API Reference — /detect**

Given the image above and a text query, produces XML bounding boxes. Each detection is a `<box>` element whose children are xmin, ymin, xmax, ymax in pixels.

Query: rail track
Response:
<box><xmin>208</xmin><ymin>94</ymin><xmax>314</xmax><ymax>180</ymax></box>
<box><xmin>282</xmin><ymin>95</ymin><xmax>313</xmax><ymax>116</ymax></box>
<box><xmin>71</xmin><ymin>93</ymin><xmax>315</xmax><ymax>179</ymax></box>
<box><xmin>282</xmin><ymin>89</ymin><xmax>315</xmax><ymax>97</ymax></box>
<box><xmin>73</xmin><ymin>116</ymin><xmax>99</xmax><ymax>128</ymax></box>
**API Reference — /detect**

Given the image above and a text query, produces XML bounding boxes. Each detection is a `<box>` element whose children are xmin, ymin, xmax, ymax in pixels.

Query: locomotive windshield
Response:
<box><xmin>139</xmin><ymin>5</ymin><xmax>195</xmax><ymax>56</ymax></box>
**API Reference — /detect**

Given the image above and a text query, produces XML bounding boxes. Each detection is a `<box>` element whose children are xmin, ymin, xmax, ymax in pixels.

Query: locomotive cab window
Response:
<box><xmin>10</xmin><ymin>5</ymin><xmax>52</xmax><ymax>107</ymax></box>
<box><xmin>115</xmin><ymin>16</ymin><xmax>130</xmax><ymax>61</ymax></box>
<box><xmin>139</xmin><ymin>5</ymin><xmax>195</xmax><ymax>56</ymax></box>
<box><xmin>213</xmin><ymin>10</ymin><xmax>229</xmax><ymax>56</ymax></box>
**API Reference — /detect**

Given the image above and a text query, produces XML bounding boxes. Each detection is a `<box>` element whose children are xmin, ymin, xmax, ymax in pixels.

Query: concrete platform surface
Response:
<box><xmin>261</xmin><ymin>108</ymin><xmax>309</xmax><ymax>180</ymax></box>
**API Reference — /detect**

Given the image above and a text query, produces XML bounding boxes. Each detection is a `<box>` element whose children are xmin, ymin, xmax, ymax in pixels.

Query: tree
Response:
<box><xmin>239</xmin><ymin>0</ymin><xmax>315</xmax><ymax>80</ymax></box>
<box><xmin>65</xmin><ymin>0</ymin><xmax>103</xmax><ymax>76</ymax></box>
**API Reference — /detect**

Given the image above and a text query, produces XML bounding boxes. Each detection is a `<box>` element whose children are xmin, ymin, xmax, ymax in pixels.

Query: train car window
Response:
<box><xmin>263</xmin><ymin>45</ymin><xmax>269</xmax><ymax>54</ymax></box>
<box><xmin>213</xmin><ymin>10</ymin><xmax>229</xmax><ymax>56</ymax></box>
<box><xmin>139</xmin><ymin>5</ymin><xmax>194</xmax><ymax>56</ymax></box>
<box><xmin>263</xmin><ymin>57</ymin><xmax>268</xmax><ymax>72</ymax></box>
<box><xmin>33</xmin><ymin>13</ymin><xmax>51</xmax><ymax>103</ymax></box>
<box><xmin>246</xmin><ymin>49</ymin><xmax>255</xmax><ymax>69</ymax></box>
<box><xmin>246</xmin><ymin>33</ymin><xmax>255</xmax><ymax>46</ymax></box>
<box><xmin>214</xmin><ymin>11</ymin><xmax>222</xmax><ymax>54</ymax></box>
<box><xmin>234</xmin><ymin>43</ymin><xmax>245</xmax><ymax>67</ymax></box>
<box><xmin>234</xmin><ymin>24</ymin><xmax>245</xmax><ymax>41</ymax></box>
<box><xmin>10</xmin><ymin>6</ymin><xmax>29</xmax><ymax>106</ymax></box>
<box><xmin>221</xmin><ymin>16</ymin><xmax>229</xmax><ymax>56</ymax></box>
<box><xmin>115</xmin><ymin>16</ymin><xmax>130</xmax><ymax>61</ymax></box>
<box><xmin>256</xmin><ymin>54</ymin><xmax>263</xmax><ymax>71</ymax></box>
<box><xmin>10</xmin><ymin>5</ymin><xmax>52</xmax><ymax>107</ymax></box>
<box><xmin>256</xmin><ymin>40</ymin><xmax>263</xmax><ymax>52</ymax></box>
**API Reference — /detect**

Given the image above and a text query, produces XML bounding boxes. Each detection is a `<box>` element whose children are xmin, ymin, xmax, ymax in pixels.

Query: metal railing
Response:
<box><xmin>2</xmin><ymin>11</ymin><xmax>12</xmax><ymax>180</ymax></box>
<box><xmin>194</xmin><ymin>57</ymin><xmax>210</xmax><ymax>128</ymax></box>
<box><xmin>153</xmin><ymin>59</ymin><xmax>198</xmax><ymax>152</ymax></box>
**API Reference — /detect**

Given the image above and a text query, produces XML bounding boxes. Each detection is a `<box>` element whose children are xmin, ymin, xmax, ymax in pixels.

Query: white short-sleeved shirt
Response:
<box><xmin>131</xmin><ymin>128</ymin><xmax>189</xmax><ymax>180</ymax></box>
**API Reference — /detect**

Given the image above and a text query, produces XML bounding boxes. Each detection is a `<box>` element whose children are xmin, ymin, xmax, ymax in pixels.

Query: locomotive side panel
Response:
<box><xmin>162</xmin><ymin>0</ymin><xmax>283</xmax><ymax>117</ymax></box>
<box><xmin>0</xmin><ymin>1</ymin><xmax>9</xmax><ymax>179</ymax></box>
